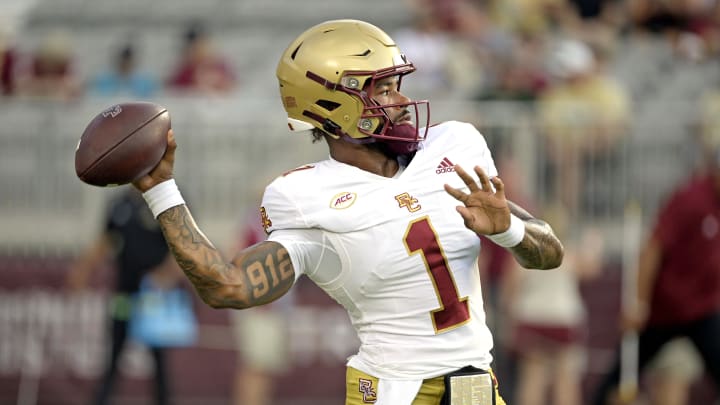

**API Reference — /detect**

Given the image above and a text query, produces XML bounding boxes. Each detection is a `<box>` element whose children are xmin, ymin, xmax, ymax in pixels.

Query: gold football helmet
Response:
<box><xmin>276</xmin><ymin>19</ymin><xmax>429</xmax><ymax>152</ymax></box>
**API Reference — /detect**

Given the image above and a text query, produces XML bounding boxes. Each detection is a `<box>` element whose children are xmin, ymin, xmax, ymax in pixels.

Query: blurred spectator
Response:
<box><xmin>15</xmin><ymin>31</ymin><xmax>82</xmax><ymax>101</ymax></box>
<box><xmin>447</xmin><ymin>0</ymin><xmax>517</xmax><ymax>100</ymax></box>
<box><xmin>0</xmin><ymin>29</ymin><xmax>16</xmax><ymax>96</ymax></box>
<box><xmin>67</xmin><ymin>188</ymin><xmax>184</xmax><ymax>405</ymax></box>
<box><xmin>398</xmin><ymin>0</ymin><xmax>520</xmax><ymax>100</ymax></box>
<box><xmin>537</xmin><ymin>38</ymin><xmax>631</xmax><ymax>218</ymax></box>
<box><xmin>628</xmin><ymin>0</ymin><xmax>718</xmax><ymax>61</ymax></box>
<box><xmin>478</xmin><ymin>235</ymin><xmax>517</xmax><ymax>402</ymax></box>
<box><xmin>505</xmin><ymin>206</ymin><xmax>604</xmax><ymax>405</ymax></box>
<box><xmin>628</xmin><ymin>0</ymin><xmax>688</xmax><ymax>33</ymax></box>
<box><xmin>569</xmin><ymin>0</ymin><xmax>605</xmax><ymax>20</ymax></box>
<box><xmin>392</xmin><ymin>8</ymin><xmax>453</xmax><ymax>99</ymax></box>
<box><xmin>487</xmin><ymin>0</ymin><xmax>579</xmax><ymax>36</ymax></box>
<box><xmin>477</xmin><ymin>156</ymin><xmax>535</xmax><ymax>403</ymax></box>
<box><xmin>590</xmin><ymin>145</ymin><xmax>720</xmax><ymax>405</ymax></box>
<box><xmin>644</xmin><ymin>337</ymin><xmax>704</xmax><ymax>405</ymax></box>
<box><xmin>166</xmin><ymin>23</ymin><xmax>236</xmax><ymax>95</ymax></box>
<box><xmin>475</xmin><ymin>32</ymin><xmax>548</xmax><ymax>101</ymax></box>
<box><xmin>90</xmin><ymin>43</ymin><xmax>159</xmax><ymax>99</ymax></box>
<box><xmin>230</xmin><ymin>206</ymin><xmax>291</xmax><ymax>405</ymax></box>
<box><xmin>403</xmin><ymin>0</ymin><xmax>465</xmax><ymax>32</ymax></box>
<box><xmin>700</xmin><ymin>88</ymin><xmax>720</xmax><ymax>150</ymax></box>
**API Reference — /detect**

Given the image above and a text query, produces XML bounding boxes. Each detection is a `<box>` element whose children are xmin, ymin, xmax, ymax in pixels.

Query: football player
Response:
<box><xmin>133</xmin><ymin>19</ymin><xmax>564</xmax><ymax>405</ymax></box>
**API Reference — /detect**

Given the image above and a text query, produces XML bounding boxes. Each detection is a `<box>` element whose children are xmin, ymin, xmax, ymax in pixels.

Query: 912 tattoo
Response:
<box><xmin>157</xmin><ymin>205</ymin><xmax>295</xmax><ymax>309</ymax></box>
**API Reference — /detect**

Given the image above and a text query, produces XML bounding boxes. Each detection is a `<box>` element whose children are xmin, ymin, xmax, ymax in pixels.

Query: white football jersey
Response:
<box><xmin>262</xmin><ymin>121</ymin><xmax>499</xmax><ymax>379</ymax></box>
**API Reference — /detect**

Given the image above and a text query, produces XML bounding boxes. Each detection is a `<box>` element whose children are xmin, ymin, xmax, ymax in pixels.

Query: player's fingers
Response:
<box><xmin>444</xmin><ymin>183</ymin><xmax>467</xmax><ymax>203</ymax></box>
<box><xmin>474</xmin><ymin>166</ymin><xmax>492</xmax><ymax>191</ymax></box>
<box><xmin>167</xmin><ymin>129</ymin><xmax>176</xmax><ymax>146</ymax></box>
<box><xmin>455</xmin><ymin>206</ymin><xmax>474</xmax><ymax>227</ymax></box>
<box><xmin>490</xmin><ymin>176</ymin><xmax>505</xmax><ymax>199</ymax></box>
<box><xmin>165</xmin><ymin>129</ymin><xmax>176</xmax><ymax>164</ymax></box>
<box><xmin>454</xmin><ymin>165</ymin><xmax>479</xmax><ymax>192</ymax></box>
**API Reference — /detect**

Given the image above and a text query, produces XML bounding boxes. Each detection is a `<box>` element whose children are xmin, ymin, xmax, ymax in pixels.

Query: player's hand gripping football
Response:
<box><xmin>444</xmin><ymin>165</ymin><xmax>511</xmax><ymax>236</ymax></box>
<box><xmin>132</xmin><ymin>129</ymin><xmax>176</xmax><ymax>193</ymax></box>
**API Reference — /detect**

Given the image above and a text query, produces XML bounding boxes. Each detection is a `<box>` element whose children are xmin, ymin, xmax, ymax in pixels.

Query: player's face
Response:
<box><xmin>369</xmin><ymin>76</ymin><xmax>413</xmax><ymax>126</ymax></box>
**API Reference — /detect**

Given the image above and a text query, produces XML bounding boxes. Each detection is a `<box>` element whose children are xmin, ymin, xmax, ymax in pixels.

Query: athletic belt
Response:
<box><xmin>441</xmin><ymin>366</ymin><xmax>494</xmax><ymax>405</ymax></box>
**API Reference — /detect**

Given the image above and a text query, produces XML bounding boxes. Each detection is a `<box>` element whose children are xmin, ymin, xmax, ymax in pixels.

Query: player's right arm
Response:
<box><xmin>156</xmin><ymin>206</ymin><xmax>295</xmax><ymax>309</ymax></box>
<box><xmin>133</xmin><ymin>130</ymin><xmax>295</xmax><ymax>309</ymax></box>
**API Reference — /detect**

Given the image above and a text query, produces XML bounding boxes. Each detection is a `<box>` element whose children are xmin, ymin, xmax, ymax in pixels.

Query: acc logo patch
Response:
<box><xmin>330</xmin><ymin>192</ymin><xmax>357</xmax><ymax>209</ymax></box>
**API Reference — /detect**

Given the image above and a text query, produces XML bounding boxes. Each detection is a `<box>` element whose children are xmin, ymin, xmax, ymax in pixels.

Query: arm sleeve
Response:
<box><xmin>261</xmin><ymin>177</ymin><xmax>309</xmax><ymax>233</ymax></box>
<box><xmin>267</xmin><ymin>228</ymin><xmax>341</xmax><ymax>284</ymax></box>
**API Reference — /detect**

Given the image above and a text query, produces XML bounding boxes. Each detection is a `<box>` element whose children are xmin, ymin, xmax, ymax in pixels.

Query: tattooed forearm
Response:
<box><xmin>507</xmin><ymin>201</ymin><xmax>564</xmax><ymax>270</ymax></box>
<box><xmin>157</xmin><ymin>205</ymin><xmax>294</xmax><ymax>309</ymax></box>
<box><xmin>510</xmin><ymin>219</ymin><xmax>564</xmax><ymax>269</ymax></box>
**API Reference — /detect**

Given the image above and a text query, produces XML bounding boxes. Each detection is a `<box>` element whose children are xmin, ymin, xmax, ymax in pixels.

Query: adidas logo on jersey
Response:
<box><xmin>436</xmin><ymin>157</ymin><xmax>455</xmax><ymax>174</ymax></box>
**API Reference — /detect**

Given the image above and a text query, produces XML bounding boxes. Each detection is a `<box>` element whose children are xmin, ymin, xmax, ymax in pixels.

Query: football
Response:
<box><xmin>75</xmin><ymin>102</ymin><xmax>170</xmax><ymax>187</ymax></box>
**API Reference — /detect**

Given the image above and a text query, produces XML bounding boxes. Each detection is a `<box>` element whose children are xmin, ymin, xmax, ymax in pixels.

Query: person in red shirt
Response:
<box><xmin>592</xmin><ymin>146</ymin><xmax>720</xmax><ymax>404</ymax></box>
<box><xmin>15</xmin><ymin>31</ymin><xmax>83</xmax><ymax>101</ymax></box>
<box><xmin>166</xmin><ymin>24</ymin><xmax>236</xmax><ymax>95</ymax></box>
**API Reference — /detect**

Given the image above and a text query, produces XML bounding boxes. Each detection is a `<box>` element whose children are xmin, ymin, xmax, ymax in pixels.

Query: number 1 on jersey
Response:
<box><xmin>404</xmin><ymin>216</ymin><xmax>470</xmax><ymax>333</ymax></box>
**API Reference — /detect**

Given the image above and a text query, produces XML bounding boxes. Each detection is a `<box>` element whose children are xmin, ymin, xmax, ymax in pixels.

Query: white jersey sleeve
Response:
<box><xmin>267</xmin><ymin>228</ymin><xmax>342</xmax><ymax>283</ymax></box>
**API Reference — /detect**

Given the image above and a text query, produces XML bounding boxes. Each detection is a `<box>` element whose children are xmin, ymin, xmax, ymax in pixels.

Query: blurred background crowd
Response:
<box><xmin>1</xmin><ymin>0</ymin><xmax>719</xmax><ymax>404</ymax></box>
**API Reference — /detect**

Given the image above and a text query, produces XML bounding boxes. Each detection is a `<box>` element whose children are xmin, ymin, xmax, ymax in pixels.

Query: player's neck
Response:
<box><xmin>328</xmin><ymin>140</ymin><xmax>400</xmax><ymax>178</ymax></box>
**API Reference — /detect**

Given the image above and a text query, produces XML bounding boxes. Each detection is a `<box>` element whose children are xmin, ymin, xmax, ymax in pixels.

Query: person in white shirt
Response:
<box><xmin>131</xmin><ymin>19</ymin><xmax>564</xmax><ymax>405</ymax></box>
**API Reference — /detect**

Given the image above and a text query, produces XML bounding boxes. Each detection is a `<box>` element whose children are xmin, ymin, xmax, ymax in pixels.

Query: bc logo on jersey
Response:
<box><xmin>395</xmin><ymin>192</ymin><xmax>421</xmax><ymax>212</ymax></box>
<box><xmin>330</xmin><ymin>192</ymin><xmax>357</xmax><ymax>209</ymax></box>
<box><xmin>358</xmin><ymin>378</ymin><xmax>377</xmax><ymax>403</ymax></box>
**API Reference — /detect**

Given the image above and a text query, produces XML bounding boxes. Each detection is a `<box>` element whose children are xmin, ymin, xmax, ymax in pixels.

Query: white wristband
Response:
<box><xmin>142</xmin><ymin>179</ymin><xmax>185</xmax><ymax>219</ymax></box>
<box><xmin>487</xmin><ymin>214</ymin><xmax>525</xmax><ymax>247</ymax></box>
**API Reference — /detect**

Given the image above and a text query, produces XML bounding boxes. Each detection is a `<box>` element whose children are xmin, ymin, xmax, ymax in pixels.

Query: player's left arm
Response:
<box><xmin>506</xmin><ymin>200</ymin><xmax>564</xmax><ymax>270</ymax></box>
<box><xmin>444</xmin><ymin>164</ymin><xmax>563</xmax><ymax>270</ymax></box>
